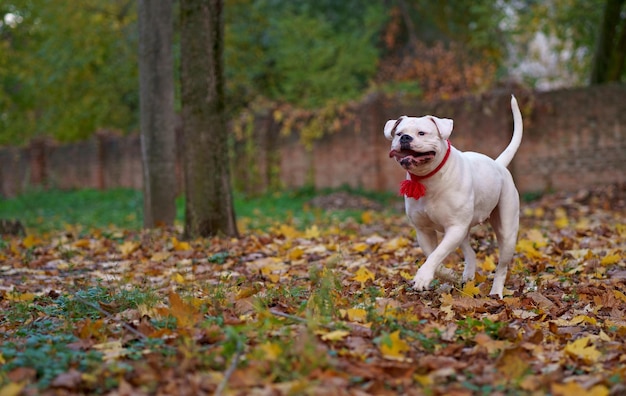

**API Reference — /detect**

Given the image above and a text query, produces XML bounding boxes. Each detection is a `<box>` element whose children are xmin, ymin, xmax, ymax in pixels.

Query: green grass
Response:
<box><xmin>0</xmin><ymin>186</ymin><xmax>396</xmax><ymax>233</ymax></box>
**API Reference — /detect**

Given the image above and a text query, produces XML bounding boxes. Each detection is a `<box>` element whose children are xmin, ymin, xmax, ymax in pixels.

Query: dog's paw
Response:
<box><xmin>412</xmin><ymin>271</ymin><xmax>435</xmax><ymax>291</ymax></box>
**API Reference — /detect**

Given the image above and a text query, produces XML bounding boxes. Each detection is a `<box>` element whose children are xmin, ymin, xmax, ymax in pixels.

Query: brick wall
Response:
<box><xmin>276</xmin><ymin>84</ymin><xmax>626</xmax><ymax>194</ymax></box>
<box><xmin>1</xmin><ymin>84</ymin><xmax>624</xmax><ymax>198</ymax></box>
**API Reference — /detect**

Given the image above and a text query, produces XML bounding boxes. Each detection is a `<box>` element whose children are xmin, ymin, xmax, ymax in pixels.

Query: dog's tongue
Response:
<box><xmin>389</xmin><ymin>149</ymin><xmax>400</xmax><ymax>159</ymax></box>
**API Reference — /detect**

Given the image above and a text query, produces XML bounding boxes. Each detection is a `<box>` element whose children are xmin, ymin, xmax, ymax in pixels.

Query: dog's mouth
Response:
<box><xmin>389</xmin><ymin>149</ymin><xmax>436</xmax><ymax>167</ymax></box>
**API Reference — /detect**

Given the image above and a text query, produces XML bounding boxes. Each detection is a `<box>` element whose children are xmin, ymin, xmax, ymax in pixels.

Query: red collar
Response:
<box><xmin>399</xmin><ymin>140</ymin><xmax>451</xmax><ymax>200</ymax></box>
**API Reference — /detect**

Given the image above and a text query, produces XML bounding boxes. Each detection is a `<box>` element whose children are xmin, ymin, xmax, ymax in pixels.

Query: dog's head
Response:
<box><xmin>385</xmin><ymin>115</ymin><xmax>453</xmax><ymax>173</ymax></box>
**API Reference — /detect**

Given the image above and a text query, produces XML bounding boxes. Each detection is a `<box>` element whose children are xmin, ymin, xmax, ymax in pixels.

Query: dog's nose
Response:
<box><xmin>400</xmin><ymin>134</ymin><xmax>413</xmax><ymax>144</ymax></box>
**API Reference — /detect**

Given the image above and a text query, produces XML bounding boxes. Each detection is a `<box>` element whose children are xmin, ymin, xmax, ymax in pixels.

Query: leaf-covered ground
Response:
<box><xmin>1</xmin><ymin>185</ymin><xmax>625</xmax><ymax>395</ymax></box>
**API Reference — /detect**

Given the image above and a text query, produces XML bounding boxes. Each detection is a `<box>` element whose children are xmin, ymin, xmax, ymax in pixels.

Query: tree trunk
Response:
<box><xmin>590</xmin><ymin>0</ymin><xmax>626</xmax><ymax>84</ymax></box>
<box><xmin>138</xmin><ymin>0</ymin><xmax>177</xmax><ymax>228</ymax></box>
<box><xmin>180</xmin><ymin>0</ymin><xmax>239</xmax><ymax>238</ymax></box>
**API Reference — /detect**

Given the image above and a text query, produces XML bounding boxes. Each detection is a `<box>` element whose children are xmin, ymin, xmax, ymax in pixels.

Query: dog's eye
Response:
<box><xmin>418</xmin><ymin>131</ymin><xmax>426</xmax><ymax>136</ymax></box>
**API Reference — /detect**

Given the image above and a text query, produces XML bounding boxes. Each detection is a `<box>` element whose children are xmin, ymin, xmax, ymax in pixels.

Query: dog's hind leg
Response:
<box><xmin>460</xmin><ymin>234</ymin><xmax>476</xmax><ymax>283</ymax></box>
<box><xmin>489</xmin><ymin>187</ymin><xmax>520</xmax><ymax>298</ymax></box>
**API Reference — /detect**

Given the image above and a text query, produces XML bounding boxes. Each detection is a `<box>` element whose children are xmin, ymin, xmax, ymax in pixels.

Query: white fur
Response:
<box><xmin>385</xmin><ymin>96</ymin><xmax>523</xmax><ymax>298</ymax></box>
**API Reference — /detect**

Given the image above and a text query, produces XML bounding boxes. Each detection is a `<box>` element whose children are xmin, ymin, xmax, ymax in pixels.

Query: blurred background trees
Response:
<box><xmin>0</xmin><ymin>0</ymin><xmax>624</xmax><ymax>146</ymax></box>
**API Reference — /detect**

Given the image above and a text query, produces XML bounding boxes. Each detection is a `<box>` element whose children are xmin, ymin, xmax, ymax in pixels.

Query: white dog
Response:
<box><xmin>385</xmin><ymin>96</ymin><xmax>523</xmax><ymax>298</ymax></box>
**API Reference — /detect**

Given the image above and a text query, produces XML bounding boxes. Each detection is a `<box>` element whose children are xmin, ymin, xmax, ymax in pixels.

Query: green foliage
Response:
<box><xmin>0</xmin><ymin>333</ymin><xmax>104</xmax><ymax>388</ymax></box>
<box><xmin>0</xmin><ymin>1</ymin><xmax>138</xmax><ymax>145</ymax></box>
<box><xmin>224</xmin><ymin>0</ymin><xmax>386</xmax><ymax>108</ymax></box>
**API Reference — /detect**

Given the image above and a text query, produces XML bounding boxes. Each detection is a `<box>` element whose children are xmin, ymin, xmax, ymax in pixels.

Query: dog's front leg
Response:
<box><xmin>413</xmin><ymin>226</ymin><xmax>468</xmax><ymax>291</ymax></box>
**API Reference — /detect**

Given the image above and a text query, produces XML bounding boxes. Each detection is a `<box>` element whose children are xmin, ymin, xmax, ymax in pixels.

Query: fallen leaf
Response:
<box><xmin>320</xmin><ymin>330</ymin><xmax>350</xmax><ymax>342</ymax></box>
<box><xmin>378</xmin><ymin>330</ymin><xmax>411</xmax><ymax>361</ymax></box>
<box><xmin>305</xmin><ymin>225</ymin><xmax>320</xmax><ymax>238</ymax></box>
<box><xmin>118</xmin><ymin>241</ymin><xmax>139</xmax><ymax>256</ymax></box>
<box><xmin>258</xmin><ymin>342</ymin><xmax>282</xmax><ymax>361</ymax></box>
<box><xmin>171</xmin><ymin>237</ymin><xmax>191</xmax><ymax>251</ymax></box>
<box><xmin>352</xmin><ymin>266</ymin><xmax>375</xmax><ymax>287</ymax></box>
<box><xmin>480</xmin><ymin>255</ymin><xmax>496</xmax><ymax>272</ymax></box>
<box><xmin>351</xmin><ymin>242</ymin><xmax>369</xmax><ymax>253</ymax></box>
<box><xmin>496</xmin><ymin>347</ymin><xmax>530</xmax><ymax>382</ymax></box>
<box><xmin>461</xmin><ymin>280</ymin><xmax>481</xmax><ymax>297</ymax></box>
<box><xmin>564</xmin><ymin>336</ymin><xmax>601</xmax><ymax>364</ymax></box>
<box><xmin>552</xmin><ymin>382</ymin><xmax>609</xmax><ymax>396</ymax></box>
<box><xmin>342</xmin><ymin>308</ymin><xmax>368</xmax><ymax>323</ymax></box>
<box><xmin>0</xmin><ymin>383</ymin><xmax>25</xmax><ymax>396</ymax></box>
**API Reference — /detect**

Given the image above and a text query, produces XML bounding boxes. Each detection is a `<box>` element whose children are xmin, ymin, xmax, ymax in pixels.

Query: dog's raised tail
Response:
<box><xmin>495</xmin><ymin>95</ymin><xmax>523</xmax><ymax>168</ymax></box>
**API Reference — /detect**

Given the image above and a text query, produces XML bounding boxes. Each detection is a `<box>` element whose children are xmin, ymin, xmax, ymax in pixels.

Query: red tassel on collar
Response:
<box><xmin>400</xmin><ymin>140</ymin><xmax>451</xmax><ymax>200</ymax></box>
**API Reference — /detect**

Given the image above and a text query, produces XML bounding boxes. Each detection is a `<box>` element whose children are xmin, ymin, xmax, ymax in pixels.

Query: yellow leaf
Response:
<box><xmin>564</xmin><ymin>336</ymin><xmax>601</xmax><ymax>364</ymax></box>
<box><xmin>352</xmin><ymin>266</ymin><xmax>375</xmax><ymax>287</ymax></box>
<box><xmin>258</xmin><ymin>342</ymin><xmax>282</xmax><ymax>361</ymax></box>
<box><xmin>480</xmin><ymin>255</ymin><xmax>496</xmax><ymax>272</ymax></box>
<box><xmin>516</xmin><ymin>239</ymin><xmax>543</xmax><ymax>259</ymax></box>
<box><xmin>343</xmin><ymin>308</ymin><xmax>367</xmax><ymax>323</ymax></box>
<box><xmin>382</xmin><ymin>237</ymin><xmax>410</xmax><ymax>251</ymax></box>
<box><xmin>524</xmin><ymin>229</ymin><xmax>548</xmax><ymax>247</ymax></box>
<box><xmin>461</xmin><ymin>280</ymin><xmax>481</xmax><ymax>297</ymax></box>
<box><xmin>6</xmin><ymin>292</ymin><xmax>36</xmax><ymax>302</ymax></box>
<box><xmin>151</xmin><ymin>251</ymin><xmax>170</xmax><ymax>262</ymax></box>
<box><xmin>601</xmin><ymin>252</ymin><xmax>622</xmax><ymax>266</ymax></box>
<box><xmin>171</xmin><ymin>237</ymin><xmax>191</xmax><ymax>251</ymax></box>
<box><xmin>320</xmin><ymin>330</ymin><xmax>350</xmax><ymax>342</ymax></box>
<box><xmin>554</xmin><ymin>208</ymin><xmax>569</xmax><ymax>228</ymax></box>
<box><xmin>552</xmin><ymin>382</ymin><xmax>608</xmax><ymax>396</ymax></box>
<box><xmin>73</xmin><ymin>239</ymin><xmax>91</xmax><ymax>248</ymax></box>
<box><xmin>279</xmin><ymin>224</ymin><xmax>300</xmax><ymax>239</ymax></box>
<box><xmin>613</xmin><ymin>290</ymin><xmax>626</xmax><ymax>303</ymax></box>
<box><xmin>0</xmin><ymin>382</ymin><xmax>25</xmax><ymax>396</ymax></box>
<box><xmin>304</xmin><ymin>225</ymin><xmax>320</xmax><ymax>239</ymax></box>
<box><xmin>440</xmin><ymin>293</ymin><xmax>454</xmax><ymax>306</ymax></box>
<box><xmin>413</xmin><ymin>374</ymin><xmax>432</xmax><ymax>387</ymax></box>
<box><xmin>118</xmin><ymin>241</ymin><xmax>139</xmax><ymax>256</ymax></box>
<box><xmin>571</xmin><ymin>315</ymin><xmax>597</xmax><ymax>325</ymax></box>
<box><xmin>22</xmin><ymin>234</ymin><xmax>40</xmax><ymax>249</ymax></box>
<box><xmin>400</xmin><ymin>270</ymin><xmax>413</xmax><ymax>280</ymax></box>
<box><xmin>288</xmin><ymin>247</ymin><xmax>304</xmax><ymax>261</ymax></box>
<box><xmin>260</xmin><ymin>261</ymin><xmax>288</xmax><ymax>283</ymax></box>
<box><xmin>352</xmin><ymin>242</ymin><xmax>369</xmax><ymax>253</ymax></box>
<box><xmin>361</xmin><ymin>211</ymin><xmax>374</xmax><ymax>224</ymax></box>
<box><xmin>172</xmin><ymin>273</ymin><xmax>186</xmax><ymax>284</ymax></box>
<box><xmin>379</xmin><ymin>330</ymin><xmax>411</xmax><ymax>361</ymax></box>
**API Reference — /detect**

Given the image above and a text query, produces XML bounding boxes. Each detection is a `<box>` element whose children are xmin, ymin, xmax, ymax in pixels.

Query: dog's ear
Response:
<box><xmin>384</xmin><ymin>116</ymin><xmax>405</xmax><ymax>140</ymax></box>
<box><xmin>427</xmin><ymin>116</ymin><xmax>453</xmax><ymax>140</ymax></box>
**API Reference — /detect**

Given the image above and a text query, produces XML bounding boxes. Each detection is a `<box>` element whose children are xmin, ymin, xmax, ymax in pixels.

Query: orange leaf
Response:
<box><xmin>168</xmin><ymin>291</ymin><xmax>200</xmax><ymax>328</ymax></box>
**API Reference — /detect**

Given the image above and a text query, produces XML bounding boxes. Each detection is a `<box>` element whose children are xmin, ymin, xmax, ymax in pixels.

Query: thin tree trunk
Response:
<box><xmin>180</xmin><ymin>0</ymin><xmax>238</xmax><ymax>238</ymax></box>
<box><xmin>607</xmin><ymin>11</ymin><xmax>626</xmax><ymax>81</ymax></box>
<box><xmin>138</xmin><ymin>0</ymin><xmax>177</xmax><ymax>227</ymax></box>
<box><xmin>590</xmin><ymin>0</ymin><xmax>625</xmax><ymax>84</ymax></box>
